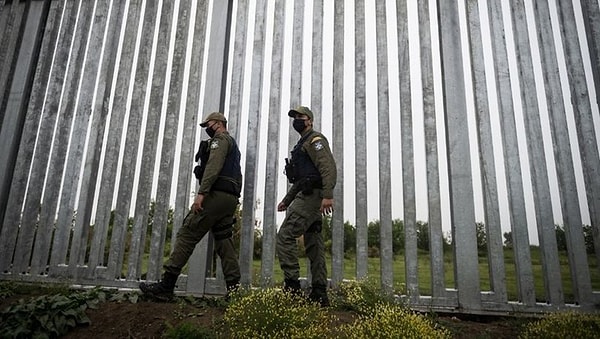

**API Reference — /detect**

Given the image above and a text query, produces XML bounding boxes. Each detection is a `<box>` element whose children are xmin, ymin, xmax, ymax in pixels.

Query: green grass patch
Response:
<box><xmin>255</xmin><ymin>248</ymin><xmax>600</xmax><ymax>304</ymax></box>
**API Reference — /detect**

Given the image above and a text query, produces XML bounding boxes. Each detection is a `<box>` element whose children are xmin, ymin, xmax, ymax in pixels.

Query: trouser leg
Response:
<box><xmin>214</xmin><ymin>236</ymin><xmax>241</xmax><ymax>284</ymax></box>
<box><xmin>163</xmin><ymin>211</ymin><xmax>210</xmax><ymax>275</ymax></box>
<box><xmin>276</xmin><ymin>212</ymin><xmax>305</xmax><ymax>282</ymax></box>
<box><xmin>304</xmin><ymin>220</ymin><xmax>327</xmax><ymax>286</ymax></box>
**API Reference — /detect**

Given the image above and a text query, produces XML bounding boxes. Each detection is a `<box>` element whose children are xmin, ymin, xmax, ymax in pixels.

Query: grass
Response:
<box><xmin>253</xmin><ymin>247</ymin><xmax>600</xmax><ymax>304</ymax></box>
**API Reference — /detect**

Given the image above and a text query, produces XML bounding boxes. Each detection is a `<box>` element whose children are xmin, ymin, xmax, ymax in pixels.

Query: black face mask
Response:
<box><xmin>292</xmin><ymin>118</ymin><xmax>306</xmax><ymax>133</ymax></box>
<box><xmin>206</xmin><ymin>124</ymin><xmax>216</xmax><ymax>138</ymax></box>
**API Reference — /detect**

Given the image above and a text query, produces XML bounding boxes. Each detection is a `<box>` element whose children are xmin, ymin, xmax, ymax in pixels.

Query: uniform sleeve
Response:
<box><xmin>306</xmin><ymin>133</ymin><xmax>337</xmax><ymax>199</ymax></box>
<box><xmin>282</xmin><ymin>182</ymin><xmax>302</xmax><ymax>206</ymax></box>
<box><xmin>198</xmin><ymin>134</ymin><xmax>230</xmax><ymax>194</ymax></box>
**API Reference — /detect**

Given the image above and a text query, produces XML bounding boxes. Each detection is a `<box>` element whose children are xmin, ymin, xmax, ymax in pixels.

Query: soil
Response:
<box><xmin>1</xmin><ymin>290</ymin><xmax>532</xmax><ymax>338</ymax></box>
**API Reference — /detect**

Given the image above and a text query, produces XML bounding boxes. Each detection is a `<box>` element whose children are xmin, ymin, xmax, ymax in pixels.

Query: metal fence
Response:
<box><xmin>0</xmin><ymin>0</ymin><xmax>599</xmax><ymax>314</ymax></box>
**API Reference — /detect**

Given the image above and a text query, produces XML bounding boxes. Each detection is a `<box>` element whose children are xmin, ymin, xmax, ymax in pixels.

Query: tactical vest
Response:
<box><xmin>194</xmin><ymin>134</ymin><xmax>243</xmax><ymax>197</ymax></box>
<box><xmin>290</xmin><ymin>131</ymin><xmax>322</xmax><ymax>181</ymax></box>
<box><xmin>219</xmin><ymin>135</ymin><xmax>242</xmax><ymax>182</ymax></box>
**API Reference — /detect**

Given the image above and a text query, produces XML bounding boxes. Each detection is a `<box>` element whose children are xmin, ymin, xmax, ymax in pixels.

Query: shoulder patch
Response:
<box><xmin>313</xmin><ymin>141</ymin><xmax>324</xmax><ymax>151</ymax></box>
<box><xmin>310</xmin><ymin>136</ymin><xmax>323</xmax><ymax>143</ymax></box>
<box><xmin>210</xmin><ymin>140</ymin><xmax>220</xmax><ymax>149</ymax></box>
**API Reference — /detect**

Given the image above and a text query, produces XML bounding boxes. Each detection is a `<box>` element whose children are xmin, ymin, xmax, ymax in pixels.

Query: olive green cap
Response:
<box><xmin>200</xmin><ymin>112</ymin><xmax>227</xmax><ymax>127</ymax></box>
<box><xmin>288</xmin><ymin>106</ymin><xmax>314</xmax><ymax>120</ymax></box>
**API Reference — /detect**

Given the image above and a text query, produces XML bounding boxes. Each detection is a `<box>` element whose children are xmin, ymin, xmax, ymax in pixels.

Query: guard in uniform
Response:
<box><xmin>277</xmin><ymin>105</ymin><xmax>337</xmax><ymax>306</ymax></box>
<box><xmin>140</xmin><ymin>112</ymin><xmax>243</xmax><ymax>300</ymax></box>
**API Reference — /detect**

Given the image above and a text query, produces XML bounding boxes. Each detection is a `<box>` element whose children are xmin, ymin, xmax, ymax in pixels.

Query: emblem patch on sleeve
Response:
<box><xmin>313</xmin><ymin>141</ymin><xmax>324</xmax><ymax>151</ymax></box>
<box><xmin>211</xmin><ymin>140</ymin><xmax>220</xmax><ymax>149</ymax></box>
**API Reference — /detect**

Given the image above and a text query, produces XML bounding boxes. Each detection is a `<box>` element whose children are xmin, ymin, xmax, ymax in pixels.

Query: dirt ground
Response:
<box><xmin>66</xmin><ymin>299</ymin><xmax>528</xmax><ymax>338</ymax></box>
<box><xmin>1</xmin><ymin>291</ymin><xmax>530</xmax><ymax>338</ymax></box>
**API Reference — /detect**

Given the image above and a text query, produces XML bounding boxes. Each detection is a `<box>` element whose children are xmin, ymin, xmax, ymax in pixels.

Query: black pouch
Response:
<box><xmin>193</xmin><ymin>165</ymin><xmax>203</xmax><ymax>180</ymax></box>
<box><xmin>284</xmin><ymin>158</ymin><xmax>297</xmax><ymax>183</ymax></box>
<box><xmin>194</xmin><ymin>140</ymin><xmax>210</xmax><ymax>181</ymax></box>
<box><xmin>195</xmin><ymin>140</ymin><xmax>209</xmax><ymax>162</ymax></box>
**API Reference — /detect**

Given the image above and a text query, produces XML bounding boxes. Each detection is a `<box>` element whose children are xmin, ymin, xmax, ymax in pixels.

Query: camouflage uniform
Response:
<box><xmin>277</xmin><ymin>106</ymin><xmax>337</xmax><ymax>306</ymax></box>
<box><xmin>140</xmin><ymin>112</ymin><xmax>242</xmax><ymax>300</ymax></box>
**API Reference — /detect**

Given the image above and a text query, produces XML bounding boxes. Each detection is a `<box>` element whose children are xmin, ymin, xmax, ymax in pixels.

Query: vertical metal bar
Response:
<box><xmin>120</xmin><ymin>0</ymin><xmax>160</xmax><ymax>281</ymax></box>
<box><xmin>331</xmin><ymin>0</ymin><xmax>344</xmax><ymax>286</ymax></box>
<box><xmin>555</xmin><ymin>0</ymin><xmax>597</xmax><ymax>304</ymax></box>
<box><xmin>488</xmin><ymin>0</ymin><xmax>536</xmax><ymax>306</ymax></box>
<box><xmin>419</xmin><ymin>0</ymin><xmax>446</xmax><ymax>299</ymax></box>
<box><xmin>227</xmin><ymin>0</ymin><xmax>248</xmax><ymax>140</ymax></box>
<box><xmin>261</xmin><ymin>0</ymin><xmax>286</xmax><ymax>288</ymax></box>
<box><xmin>375</xmin><ymin>0</ymin><xmax>393</xmax><ymax>294</ymax></box>
<box><xmin>172</xmin><ymin>0</ymin><xmax>207</xmax><ymax>262</ymax></box>
<box><xmin>437</xmin><ymin>0</ymin><xmax>481</xmax><ymax>310</ymax></box>
<box><xmin>580</xmin><ymin>0</ymin><xmax>600</xmax><ymax>114</ymax></box>
<box><xmin>0</xmin><ymin>2</ymin><xmax>26</xmax><ymax>124</ymax></box>
<box><xmin>465</xmin><ymin>0</ymin><xmax>507</xmax><ymax>302</ymax></box>
<box><xmin>239</xmin><ymin>0</ymin><xmax>267</xmax><ymax>287</ymax></box>
<box><xmin>311</xmin><ymin>0</ymin><xmax>323</xmax><ymax>130</ymax></box>
<box><xmin>579</xmin><ymin>0</ymin><xmax>600</xmax><ymax>278</ymax></box>
<box><xmin>397</xmin><ymin>0</ymin><xmax>417</xmax><ymax>300</ymax></box>
<box><xmin>151</xmin><ymin>0</ymin><xmax>191</xmax><ymax>283</ymax></box>
<box><xmin>76</xmin><ymin>0</ymin><xmax>127</xmax><ymax>275</ymax></box>
<box><xmin>187</xmin><ymin>0</ymin><xmax>233</xmax><ymax>294</ymax></box>
<box><xmin>0</xmin><ymin>0</ymin><xmax>61</xmax><ymax>273</ymax></box>
<box><xmin>130</xmin><ymin>0</ymin><xmax>168</xmax><ymax>282</ymax></box>
<box><xmin>289</xmin><ymin>0</ymin><xmax>303</xmax><ymax>107</ymax></box>
<box><xmin>143</xmin><ymin>0</ymin><xmax>176</xmax><ymax>281</ymax></box>
<box><xmin>533</xmin><ymin>0</ymin><xmax>592</xmax><ymax>305</ymax></box>
<box><xmin>288</xmin><ymin>0</ymin><xmax>304</xmax><ymax>150</ymax></box>
<box><xmin>28</xmin><ymin>0</ymin><xmax>93</xmax><ymax>276</ymax></box>
<box><xmin>511</xmin><ymin>0</ymin><xmax>563</xmax><ymax>305</ymax></box>
<box><xmin>88</xmin><ymin>0</ymin><xmax>142</xmax><ymax>279</ymax></box>
<box><xmin>0</xmin><ymin>2</ymin><xmax>26</xmax><ymax>236</ymax></box>
<box><xmin>354</xmin><ymin>0</ymin><xmax>368</xmax><ymax>280</ymax></box>
<box><xmin>54</xmin><ymin>0</ymin><xmax>110</xmax><ymax>274</ymax></box>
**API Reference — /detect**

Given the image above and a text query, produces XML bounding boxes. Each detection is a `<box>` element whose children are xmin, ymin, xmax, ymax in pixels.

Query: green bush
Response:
<box><xmin>338</xmin><ymin>302</ymin><xmax>452</xmax><ymax>338</ymax></box>
<box><xmin>520</xmin><ymin>311</ymin><xmax>600</xmax><ymax>339</ymax></box>
<box><xmin>220</xmin><ymin>288</ymin><xmax>335</xmax><ymax>338</ymax></box>
<box><xmin>330</xmin><ymin>278</ymin><xmax>396</xmax><ymax>313</ymax></box>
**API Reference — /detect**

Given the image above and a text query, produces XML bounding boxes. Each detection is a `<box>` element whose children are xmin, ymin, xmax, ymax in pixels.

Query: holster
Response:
<box><xmin>194</xmin><ymin>140</ymin><xmax>210</xmax><ymax>181</ymax></box>
<box><xmin>284</xmin><ymin>158</ymin><xmax>297</xmax><ymax>183</ymax></box>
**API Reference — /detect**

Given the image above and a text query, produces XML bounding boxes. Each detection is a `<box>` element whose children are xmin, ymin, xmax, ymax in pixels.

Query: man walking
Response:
<box><xmin>140</xmin><ymin>112</ymin><xmax>243</xmax><ymax>300</ymax></box>
<box><xmin>277</xmin><ymin>106</ymin><xmax>337</xmax><ymax>306</ymax></box>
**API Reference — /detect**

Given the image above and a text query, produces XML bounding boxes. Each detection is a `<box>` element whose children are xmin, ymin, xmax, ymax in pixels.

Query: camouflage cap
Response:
<box><xmin>288</xmin><ymin>106</ymin><xmax>314</xmax><ymax>120</ymax></box>
<box><xmin>200</xmin><ymin>112</ymin><xmax>227</xmax><ymax>127</ymax></box>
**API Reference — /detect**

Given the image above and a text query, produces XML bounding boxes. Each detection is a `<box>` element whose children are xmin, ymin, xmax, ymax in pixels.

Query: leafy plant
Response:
<box><xmin>0</xmin><ymin>287</ymin><xmax>106</xmax><ymax>338</ymax></box>
<box><xmin>0</xmin><ymin>281</ymin><xmax>16</xmax><ymax>300</ymax></box>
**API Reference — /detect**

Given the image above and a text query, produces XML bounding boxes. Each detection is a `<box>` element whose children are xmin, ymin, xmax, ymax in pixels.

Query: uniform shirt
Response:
<box><xmin>198</xmin><ymin>132</ymin><xmax>233</xmax><ymax>194</ymax></box>
<box><xmin>283</xmin><ymin>128</ymin><xmax>337</xmax><ymax>204</ymax></box>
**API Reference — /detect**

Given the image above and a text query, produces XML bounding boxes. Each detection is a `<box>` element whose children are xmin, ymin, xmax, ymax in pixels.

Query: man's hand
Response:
<box><xmin>192</xmin><ymin>193</ymin><xmax>205</xmax><ymax>214</ymax></box>
<box><xmin>320</xmin><ymin>198</ymin><xmax>334</xmax><ymax>215</ymax></box>
<box><xmin>277</xmin><ymin>201</ymin><xmax>287</xmax><ymax>212</ymax></box>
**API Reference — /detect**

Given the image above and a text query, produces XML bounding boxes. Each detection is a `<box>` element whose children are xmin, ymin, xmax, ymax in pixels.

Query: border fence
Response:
<box><xmin>0</xmin><ymin>0</ymin><xmax>599</xmax><ymax>314</ymax></box>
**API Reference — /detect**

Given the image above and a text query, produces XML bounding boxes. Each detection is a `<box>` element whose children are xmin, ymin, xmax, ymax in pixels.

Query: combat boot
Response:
<box><xmin>308</xmin><ymin>283</ymin><xmax>330</xmax><ymax>307</ymax></box>
<box><xmin>283</xmin><ymin>278</ymin><xmax>303</xmax><ymax>297</ymax></box>
<box><xmin>139</xmin><ymin>272</ymin><xmax>178</xmax><ymax>301</ymax></box>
